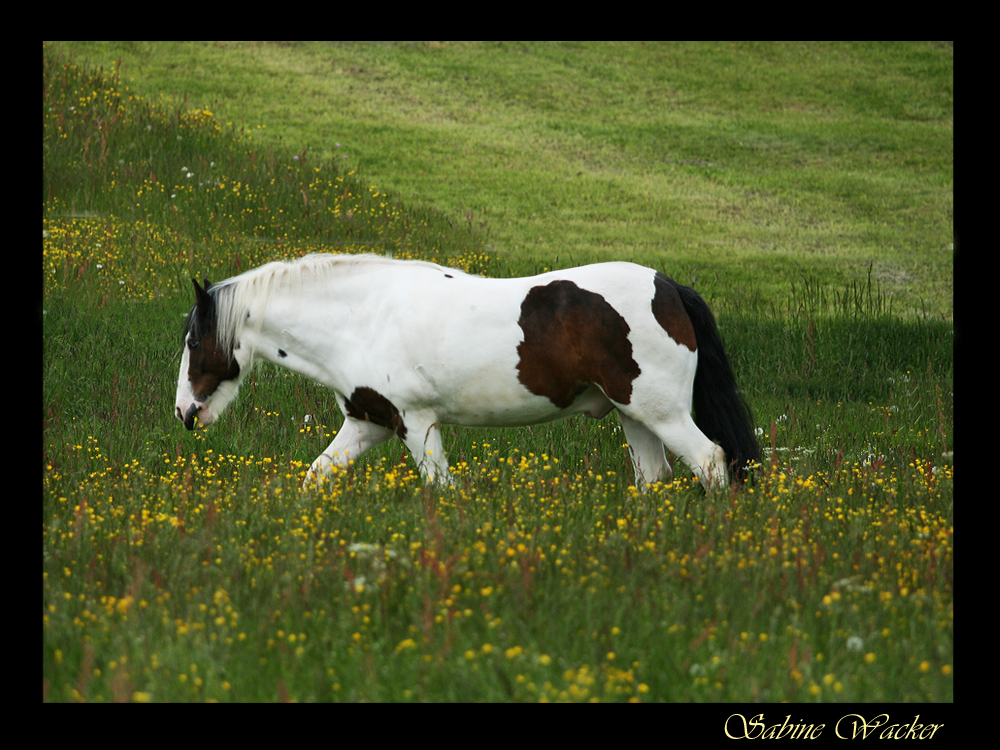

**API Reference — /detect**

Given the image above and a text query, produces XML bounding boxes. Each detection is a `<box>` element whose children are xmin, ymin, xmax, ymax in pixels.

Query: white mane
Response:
<box><xmin>210</xmin><ymin>253</ymin><xmax>462</xmax><ymax>356</ymax></box>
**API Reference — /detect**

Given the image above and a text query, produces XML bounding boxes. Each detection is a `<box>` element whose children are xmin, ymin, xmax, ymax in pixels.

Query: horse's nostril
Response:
<box><xmin>176</xmin><ymin>406</ymin><xmax>183</xmax><ymax>420</ymax></box>
<box><xmin>183</xmin><ymin>402</ymin><xmax>201</xmax><ymax>431</ymax></box>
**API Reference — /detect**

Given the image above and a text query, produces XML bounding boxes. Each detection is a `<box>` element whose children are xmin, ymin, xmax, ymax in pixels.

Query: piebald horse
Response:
<box><xmin>175</xmin><ymin>254</ymin><xmax>758</xmax><ymax>490</ymax></box>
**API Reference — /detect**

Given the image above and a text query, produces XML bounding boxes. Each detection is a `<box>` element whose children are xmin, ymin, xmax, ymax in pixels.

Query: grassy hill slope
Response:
<box><xmin>43</xmin><ymin>44</ymin><xmax>952</xmax><ymax>703</ymax></box>
<box><xmin>46</xmin><ymin>41</ymin><xmax>953</xmax><ymax>318</ymax></box>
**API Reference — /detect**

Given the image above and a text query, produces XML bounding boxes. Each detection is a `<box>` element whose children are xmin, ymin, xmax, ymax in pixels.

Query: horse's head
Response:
<box><xmin>175</xmin><ymin>278</ymin><xmax>245</xmax><ymax>430</ymax></box>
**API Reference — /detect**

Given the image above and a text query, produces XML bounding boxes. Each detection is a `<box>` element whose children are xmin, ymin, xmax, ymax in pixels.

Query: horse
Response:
<box><xmin>174</xmin><ymin>253</ymin><xmax>758</xmax><ymax>490</ymax></box>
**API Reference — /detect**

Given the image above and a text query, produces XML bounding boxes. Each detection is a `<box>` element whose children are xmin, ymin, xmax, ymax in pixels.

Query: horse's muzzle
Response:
<box><xmin>181</xmin><ymin>402</ymin><xmax>203</xmax><ymax>430</ymax></box>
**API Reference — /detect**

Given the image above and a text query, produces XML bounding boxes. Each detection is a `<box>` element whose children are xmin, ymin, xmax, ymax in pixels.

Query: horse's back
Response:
<box><xmin>399</xmin><ymin>261</ymin><xmax>698</xmax><ymax>426</ymax></box>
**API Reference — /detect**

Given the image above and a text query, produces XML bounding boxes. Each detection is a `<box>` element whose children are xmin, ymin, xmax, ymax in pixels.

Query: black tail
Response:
<box><xmin>673</xmin><ymin>282</ymin><xmax>759</xmax><ymax>482</ymax></box>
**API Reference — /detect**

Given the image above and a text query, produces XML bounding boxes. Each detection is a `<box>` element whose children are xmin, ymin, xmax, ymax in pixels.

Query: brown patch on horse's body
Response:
<box><xmin>652</xmin><ymin>272</ymin><xmax>697</xmax><ymax>351</ymax></box>
<box><xmin>344</xmin><ymin>386</ymin><xmax>408</xmax><ymax>439</ymax></box>
<box><xmin>516</xmin><ymin>280</ymin><xmax>641</xmax><ymax>408</ymax></box>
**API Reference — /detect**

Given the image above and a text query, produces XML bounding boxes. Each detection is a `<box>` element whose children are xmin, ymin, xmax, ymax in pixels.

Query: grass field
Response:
<box><xmin>46</xmin><ymin>40</ymin><xmax>953</xmax><ymax>319</ymax></box>
<box><xmin>43</xmin><ymin>43</ymin><xmax>952</xmax><ymax>703</ymax></box>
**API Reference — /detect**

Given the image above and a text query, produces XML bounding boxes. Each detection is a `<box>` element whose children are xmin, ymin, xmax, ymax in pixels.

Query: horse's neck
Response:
<box><xmin>240</xmin><ymin>277</ymin><xmax>365</xmax><ymax>381</ymax></box>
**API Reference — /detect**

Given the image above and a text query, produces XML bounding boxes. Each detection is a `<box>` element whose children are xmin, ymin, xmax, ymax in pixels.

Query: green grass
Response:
<box><xmin>45</xmin><ymin>41</ymin><xmax>953</xmax><ymax>319</ymax></box>
<box><xmin>43</xmin><ymin>45</ymin><xmax>952</xmax><ymax>702</ymax></box>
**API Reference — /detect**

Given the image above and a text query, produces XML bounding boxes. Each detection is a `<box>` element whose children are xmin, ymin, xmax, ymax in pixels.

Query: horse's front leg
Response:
<box><xmin>303</xmin><ymin>416</ymin><xmax>395</xmax><ymax>489</ymax></box>
<box><xmin>399</xmin><ymin>410</ymin><xmax>453</xmax><ymax>485</ymax></box>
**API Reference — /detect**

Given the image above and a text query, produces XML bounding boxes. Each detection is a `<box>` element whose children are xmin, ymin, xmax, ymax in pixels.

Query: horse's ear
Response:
<box><xmin>192</xmin><ymin>278</ymin><xmax>212</xmax><ymax>308</ymax></box>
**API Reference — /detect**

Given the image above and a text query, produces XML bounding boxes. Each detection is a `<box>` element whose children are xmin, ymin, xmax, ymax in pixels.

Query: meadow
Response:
<box><xmin>43</xmin><ymin>43</ymin><xmax>952</xmax><ymax>703</ymax></box>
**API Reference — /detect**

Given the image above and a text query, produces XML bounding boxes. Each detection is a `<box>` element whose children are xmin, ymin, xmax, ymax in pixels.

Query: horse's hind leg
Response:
<box><xmin>618</xmin><ymin>411</ymin><xmax>672</xmax><ymax>489</ymax></box>
<box><xmin>620</xmin><ymin>409</ymin><xmax>727</xmax><ymax>491</ymax></box>
<box><xmin>303</xmin><ymin>416</ymin><xmax>395</xmax><ymax>488</ymax></box>
<box><xmin>651</xmin><ymin>413</ymin><xmax>728</xmax><ymax>490</ymax></box>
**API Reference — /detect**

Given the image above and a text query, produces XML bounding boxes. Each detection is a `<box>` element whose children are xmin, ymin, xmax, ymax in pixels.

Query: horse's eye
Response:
<box><xmin>188</xmin><ymin>339</ymin><xmax>200</xmax><ymax>350</ymax></box>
